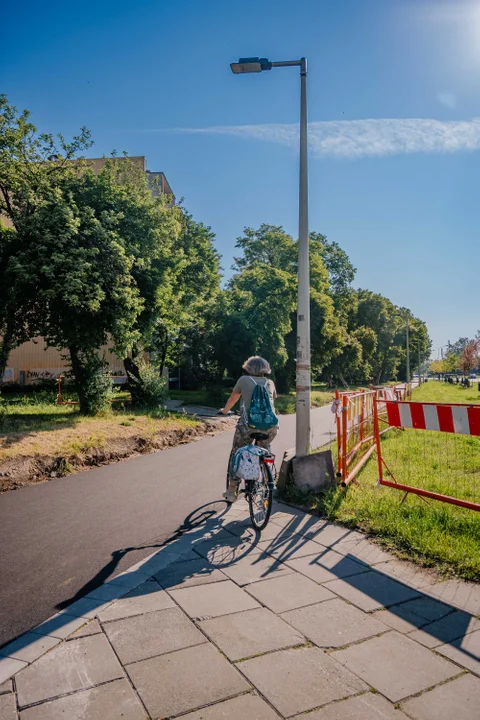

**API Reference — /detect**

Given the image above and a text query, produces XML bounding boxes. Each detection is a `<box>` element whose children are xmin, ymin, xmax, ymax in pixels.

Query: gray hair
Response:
<box><xmin>242</xmin><ymin>356</ymin><xmax>272</xmax><ymax>376</ymax></box>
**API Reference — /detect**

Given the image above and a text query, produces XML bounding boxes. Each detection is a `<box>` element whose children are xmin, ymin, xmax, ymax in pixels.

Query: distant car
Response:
<box><xmin>470</xmin><ymin>374</ymin><xmax>477</xmax><ymax>379</ymax></box>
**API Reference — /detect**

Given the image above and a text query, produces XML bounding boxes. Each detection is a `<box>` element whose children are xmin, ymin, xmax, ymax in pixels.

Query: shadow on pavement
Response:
<box><xmin>1</xmin><ymin>500</ymin><xmax>477</xmax><ymax>675</ymax></box>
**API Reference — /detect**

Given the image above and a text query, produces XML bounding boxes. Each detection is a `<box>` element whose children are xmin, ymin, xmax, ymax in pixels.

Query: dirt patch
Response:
<box><xmin>0</xmin><ymin>418</ymin><xmax>235</xmax><ymax>493</ymax></box>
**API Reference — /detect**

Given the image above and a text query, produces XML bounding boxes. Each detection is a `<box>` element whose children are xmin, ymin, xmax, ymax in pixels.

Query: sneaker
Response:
<box><xmin>223</xmin><ymin>481</ymin><xmax>240</xmax><ymax>504</ymax></box>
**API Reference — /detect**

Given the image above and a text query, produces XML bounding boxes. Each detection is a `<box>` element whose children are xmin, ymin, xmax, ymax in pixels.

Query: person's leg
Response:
<box><xmin>224</xmin><ymin>420</ymin><xmax>251</xmax><ymax>503</ymax></box>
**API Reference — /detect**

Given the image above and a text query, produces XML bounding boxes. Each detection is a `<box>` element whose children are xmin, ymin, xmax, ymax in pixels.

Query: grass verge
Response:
<box><xmin>413</xmin><ymin>379</ymin><xmax>480</xmax><ymax>404</ymax></box>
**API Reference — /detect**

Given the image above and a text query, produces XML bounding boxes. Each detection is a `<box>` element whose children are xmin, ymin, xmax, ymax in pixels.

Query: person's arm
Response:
<box><xmin>219</xmin><ymin>391</ymin><xmax>241</xmax><ymax>414</ymax></box>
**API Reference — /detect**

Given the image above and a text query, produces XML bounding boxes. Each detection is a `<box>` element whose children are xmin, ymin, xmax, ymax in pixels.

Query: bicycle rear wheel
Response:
<box><xmin>248</xmin><ymin>463</ymin><xmax>273</xmax><ymax>531</ymax></box>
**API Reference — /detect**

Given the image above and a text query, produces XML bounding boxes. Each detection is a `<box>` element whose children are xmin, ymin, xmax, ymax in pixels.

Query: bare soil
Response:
<box><xmin>0</xmin><ymin>418</ymin><xmax>235</xmax><ymax>493</ymax></box>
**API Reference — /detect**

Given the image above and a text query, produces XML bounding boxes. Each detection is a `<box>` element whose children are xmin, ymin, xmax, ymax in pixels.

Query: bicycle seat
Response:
<box><xmin>250</xmin><ymin>432</ymin><xmax>269</xmax><ymax>441</ymax></box>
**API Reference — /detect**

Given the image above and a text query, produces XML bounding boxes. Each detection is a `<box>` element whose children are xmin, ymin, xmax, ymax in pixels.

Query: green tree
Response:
<box><xmin>147</xmin><ymin>211</ymin><xmax>222</xmax><ymax>384</ymax></box>
<box><xmin>0</xmin><ymin>94</ymin><xmax>92</xmax><ymax>382</ymax></box>
<box><xmin>21</xmin><ymin>168</ymin><xmax>145</xmax><ymax>412</ymax></box>
<box><xmin>218</xmin><ymin>224</ymin><xmax>342</xmax><ymax>391</ymax></box>
<box><xmin>443</xmin><ymin>351</ymin><xmax>459</xmax><ymax>374</ymax></box>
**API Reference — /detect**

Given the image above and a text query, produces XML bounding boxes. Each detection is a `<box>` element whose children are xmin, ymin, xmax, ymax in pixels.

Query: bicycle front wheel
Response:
<box><xmin>248</xmin><ymin>463</ymin><xmax>273</xmax><ymax>531</ymax></box>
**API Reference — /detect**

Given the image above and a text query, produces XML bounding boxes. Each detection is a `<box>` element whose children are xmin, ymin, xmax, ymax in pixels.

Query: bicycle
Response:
<box><xmin>225</xmin><ymin>429</ymin><xmax>276</xmax><ymax>531</ymax></box>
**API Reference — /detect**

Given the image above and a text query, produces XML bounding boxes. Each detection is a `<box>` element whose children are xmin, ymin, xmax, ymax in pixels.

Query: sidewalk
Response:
<box><xmin>164</xmin><ymin>400</ymin><xmax>227</xmax><ymax>420</ymax></box>
<box><xmin>0</xmin><ymin>501</ymin><xmax>479</xmax><ymax>719</ymax></box>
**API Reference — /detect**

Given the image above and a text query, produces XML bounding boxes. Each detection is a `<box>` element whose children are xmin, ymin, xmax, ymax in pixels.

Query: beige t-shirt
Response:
<box><xmin>233</xmin><ymin>375</ymin><xmax>277</xmax><ymax>414</ymax></box>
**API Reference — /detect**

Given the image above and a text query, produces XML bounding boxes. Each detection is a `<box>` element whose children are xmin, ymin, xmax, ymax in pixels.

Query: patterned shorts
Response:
<box><xmin>227</xmin><ymin>419</ymin><xmax>278</xmax><ymax>482</ymax></box>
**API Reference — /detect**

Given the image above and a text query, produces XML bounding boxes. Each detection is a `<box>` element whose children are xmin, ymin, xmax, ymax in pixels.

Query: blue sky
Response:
<box><xmin>3</xmin><ymin>0</ymin><xmax>480</xmax><ymax>353</ymax></box>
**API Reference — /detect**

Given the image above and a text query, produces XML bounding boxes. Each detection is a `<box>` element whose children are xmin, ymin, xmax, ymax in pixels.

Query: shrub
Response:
<box><xmin>81</xmin><ymin>371</ymin><xmax>114</xmax><ymax>415</ymax></box>
<box><xmin>128</xmin><ymin>361</ymin><xmax>168</xmax><ymax>409</ymax></box>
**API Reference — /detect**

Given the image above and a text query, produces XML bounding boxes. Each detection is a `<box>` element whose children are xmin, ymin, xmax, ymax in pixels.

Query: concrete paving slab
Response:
<box><xmin>332</xmin><ymin>631</ymin><xmax>459</xmax><ymax>702</ymax></box>
<box><xmin>220</xmin><ymin>552</ymin><xmax>294</xmax><ymax>586</ymax></box>
<box><xmin>372</xmin><ymin>559</ymin><xmax>440</xmax><ymax>589</ymax></box>
<box><xmin>59</xmin><ymin>597</ymin><xmax>111</xmax><ymax>619</ymax></box>
<box><xmin>190</xmin><ymin>528</ymin><xmax>237</xmax><ymax>543</ymax></box>
<box><xmin>0</xmin><ymin>632</ymin><xmax>59</xmax><ymax>664</ymax></box>
<box><xmin>0</xmin><ymin>657</ymin><xmax>27</xmax><ymax>685</ymax></box>
<box><xmin>169</xmin><ymin>579</ymin><xmax>260</xmax><ymax>620</ymax></box>
<box><xmin>103</xmin><ymin>606</ymin><xmax>206</xmax><ymax>665</ymax></box>
<box><xmin>398</xmin><ymin>596</ymin><xmax>452</xmax><ymax>622</ymax></box>
<box><xmin>436</xmin><ymin>629</ymin><xmax>480</xmax><ymax>675</ymax></box>
<box><xmin>285</xmin><ymin>551</ymin><xmax>368</xmax><ymax>584</ymax></box>
<box><xmin>232</xmin><ymin>522</ymin><xmax>299</xmax><ymax>543</ymax></box>
<box><xmin>238</xmin><ymin>645</ymin><xmax>367</xmax><ymax>717</ymax></box>
<box><xmin>0</xmin><ymin>681</ymin><xmax>12</xmax><ymax>695</ymax></box>
<box><xmin>154</xmin><ymin>556</ymin><xmax>227</xmax><ymax>590</ymax></box>
<box><xmin>408</xmin><ymin>611</ymin><xmax>480</xmax><ymax>648</ymax></box>
<box><xmin>84</xmin><ymin>582</ymin><xmax>129</xmax><ymax>602</ymax></box>
<box><xmin>98</xmin><ymin>579</ymin><xmax>174</xmax><ymax>623</ymax></box>
<box><xmin>281</xmin><ymin>598</ymin><xmax>389</xmax><ymax>648</ymax></box>
<box><xmin>199</xmin><ymin>607</ymin><xmax>306</xmax><ymax>661</ymax></box>
<box><xmin>426</xmin><ymin>579</ymin><xmax>480</xmax><ymax>616</ymax></box>
<box><xmin>194</xmin><ymin>536</ymin><xmax>257</xmax><ymax>565</ymax></box>
<box><xmin>333</xmin><ymin>539</ymin><xmax>394</xmax><ymax>565</ymax></box>
<box><xmin>19</xmin><ymin>678</ymin><xmax>146</xmax><ymax>720</ymax></box>
<box><xmin>401</xmin><ymin>673</ymin><xmax>480</xmax><ymax>720</ymax></box>
<box><xmin>15</xmin><ymin>634</ymin><xmax>124</xmax><ymax>708</ymax></box>
<box><xmin>107</xmin><ymin>569</ymin><xmax>151</xmax><ymax>588</ymax></box>
<box><xmin>67</xmin><ymin>619</ymin><xmax>102</xmax><ymax>639</ymax></box>
<box><xmin>258</xmin><ymin>537</ymin><xmax>331</xmax><ymax>561</ymax></box>
<box><xmin>293</xmin><ymin>692</ymin><xmax>410</xmax><ymax>719</ymax></box>
<box><xmin>324</xmin><ymin>571</ymin><xmax>420</xmax><ymax>612</ymax></box>
<box><xmin>269</xmin><ymin>513</ymin><xmax>327</xmax><ymax>536</ymax></box>
<box><xmin>0</xmin><ymin>693</ymin><xmax>17</xmax><ymax>720</ymax></box>
<box><xmin>30</xmin><ymin>613</ymin><xmax>89</xmax><ymax>640</ymax></box>
<box><xmin>221</xmin><ymin>517</ymin><xmax>261</xmax><ymax>536</ymax></box>
<box><xmin>371</xmin><ymin>608</ymin><xmax>429</xmax><ymax>634</ymax></box>
<box><xmin>178</xmin><ymin>693</ymin><xmax>281</xmax><ymax>719</ymax></box>
<box><xmin>126</xmin><ymin>642</ymin><xmax>250</xmax><ymax>720</ymax></box>
<box><xmin>245</xmin><ymin>572</ymin><xmax>336</xmax><ymax>613</ymax></box>
<box><xmin>304</xmin><ymin>523</ymin><xmax>363</xmax><ymax>548</ymax></box>
<box><xmin>174</xmin><ymin>548</ymin><xmax>205</xmax><ymax>562</ymax></box>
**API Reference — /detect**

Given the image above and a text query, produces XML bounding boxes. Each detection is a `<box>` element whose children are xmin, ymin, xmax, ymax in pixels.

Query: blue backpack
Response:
<box><xmin>245</xmin><ymin>377</ymin><xmax>278</xmax><ymax>432</ymax></box>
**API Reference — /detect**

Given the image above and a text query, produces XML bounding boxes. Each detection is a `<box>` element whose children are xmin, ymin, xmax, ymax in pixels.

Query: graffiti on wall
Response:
<box><xmin>1</xmin><ymin>368</ymin><xmax>14</xmax><ymax>383</ymax></box>
<box><xmin>27</xmin><ymin>369</ymin><xmax>66</xmax><ymax>382</ymax></box>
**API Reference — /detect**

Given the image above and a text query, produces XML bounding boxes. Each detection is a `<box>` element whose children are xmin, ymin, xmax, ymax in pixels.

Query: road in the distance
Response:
<box><xmin>0</xmin><ymin>406</ymin><xmax>336</xmax><ymax>647</ymax></box>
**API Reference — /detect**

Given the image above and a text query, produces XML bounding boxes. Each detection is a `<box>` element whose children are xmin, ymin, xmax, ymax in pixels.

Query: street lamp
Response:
<box><xmin>230</xmin><ymin>56</ymin><xmax>311</xmax><ymax>457</ymax></box>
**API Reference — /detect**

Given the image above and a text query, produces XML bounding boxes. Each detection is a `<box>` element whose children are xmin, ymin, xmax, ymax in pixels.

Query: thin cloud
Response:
<box><xmin>158</xmin><ymin>117</ymin><xmax>480</xmax><ymax>159</ymax></box>
<box><xmin>437</xmin><ymin>92</ymin><xmax>457</xmax><ymax>110</ymax></box>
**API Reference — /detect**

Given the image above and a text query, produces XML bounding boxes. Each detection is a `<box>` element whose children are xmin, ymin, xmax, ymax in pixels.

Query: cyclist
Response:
<box><xmin>218</xmin><ymin>356</ymin><xmax>278</xmax><ymax>502</ymax></box>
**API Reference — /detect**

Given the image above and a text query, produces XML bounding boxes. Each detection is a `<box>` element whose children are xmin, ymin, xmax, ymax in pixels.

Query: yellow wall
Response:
<box><xmin>4</xmin><ymin>337</ymin><xmax>125</xmax><ymax>384</ymax></box>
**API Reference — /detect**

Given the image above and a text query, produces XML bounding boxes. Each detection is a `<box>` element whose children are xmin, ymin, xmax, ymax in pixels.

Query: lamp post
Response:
<box><xmin>231</xmin><ymin>56</ymin><xmax>311</xmax><ymax>456</ymax></box>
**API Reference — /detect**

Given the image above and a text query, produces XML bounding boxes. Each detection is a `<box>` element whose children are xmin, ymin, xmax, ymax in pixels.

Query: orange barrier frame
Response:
<box><xmin>336</xmin><ymin>384</ymin><xmax>412</xmax><ymax>487</ymax></box>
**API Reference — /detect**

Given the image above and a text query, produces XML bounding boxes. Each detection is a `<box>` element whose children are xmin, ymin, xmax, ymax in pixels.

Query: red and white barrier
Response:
<box><xmin>385</xmin><ymin>401</ymin><xmax>480</xmax><ymax>437</ymax></box>
<box><xmin>374</xmin><ymin>399</ymin><xmax>480</xmax><ymax>511</ymax></box>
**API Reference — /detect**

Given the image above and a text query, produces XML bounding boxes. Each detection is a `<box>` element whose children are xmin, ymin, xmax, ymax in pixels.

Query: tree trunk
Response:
<box><xmin>123</xmin><ymin>355</ymin><xmax>142</xmax><ymax>405</ymax></box>
<box><xmin>0</xmin><ymin>319</ymin><xmax>15</xmax><ymax>387</ymax></box>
